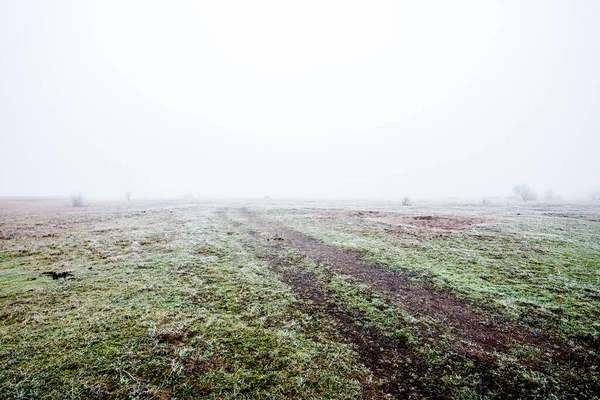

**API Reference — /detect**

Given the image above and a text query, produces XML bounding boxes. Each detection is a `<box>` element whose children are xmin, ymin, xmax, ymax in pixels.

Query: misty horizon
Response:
<box><xmin>2</xmin><ymin>1</ymin><xmax>599</xmax><ymax>200</ymax></box>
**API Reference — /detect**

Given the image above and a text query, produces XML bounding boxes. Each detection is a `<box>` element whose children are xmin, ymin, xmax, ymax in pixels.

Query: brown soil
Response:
<box><xmin>0</xmin><ymin>199</ymin><xmax>111</xmax><ymax>216</ymax></box>
<box><xmin>384</xmin><ymin>215</ymin><xmax>495</xmax><ymax>230</ymax></box>
<box><xmin>240</xmin><ymin>209</ymin><xmax>593</xmax><ymax>368</ymax></box>
<box><xmin>318</xmin><ymin>210</ymin><xmax>497</xmax><ymax>230</ymax></box>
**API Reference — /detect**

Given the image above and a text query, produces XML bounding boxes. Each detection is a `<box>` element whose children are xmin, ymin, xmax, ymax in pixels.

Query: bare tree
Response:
<box><xmin>512</xmin><ymin>184</ymin><xmax>537</xmax><ymax>202</ymax></box>
<box><xmin>126</xmin><ymin>191</ymin><xmax>131</xmax><ymax>202</ymax></box>
<box><xmin>401</xmin><ymin>196</ymin><xmax>412</xmax><ymax>206</ymax></box>
<box><xmin>70</xmin><ymin>192</ymin><xmax>85</xmax><ymax>207</ymax></box>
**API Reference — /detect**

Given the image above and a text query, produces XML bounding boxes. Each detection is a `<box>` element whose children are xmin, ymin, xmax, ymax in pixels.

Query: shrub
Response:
<box><xmin>70</xmin><ymin>193</ymin><xmax>86</xmax><ymax>207</ymax></box>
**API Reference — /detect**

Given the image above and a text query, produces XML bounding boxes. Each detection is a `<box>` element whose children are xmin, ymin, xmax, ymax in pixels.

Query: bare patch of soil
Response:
<box><xmin>0</xmin><ymin>199</ymin><xmax>111</xmax><ymax>216</ymax></box>
<box><xmin>318</xmin><ymin>210</ymin><xmax>497</xmax><ymax>230</ymax></box>
<box><xmin>383</xmin><ymin>215</ymin><xmax>495</xmax><ymax>230</ymax></box>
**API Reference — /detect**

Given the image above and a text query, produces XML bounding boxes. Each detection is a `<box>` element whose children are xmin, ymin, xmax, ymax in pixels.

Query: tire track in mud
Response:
<box><xmin>256</xmin><ymin>247</ymin><xmax>426</xmax><ymax>399</ymax></box>
<box><xmin>219</xmin><ymin>210</ymin><xmax>428</xmax><ymax>399</ymax></box>
<box><xmin>238</xmin><ymin>209</ymin><xmax>599</xmax><ymax>375</ymax></box>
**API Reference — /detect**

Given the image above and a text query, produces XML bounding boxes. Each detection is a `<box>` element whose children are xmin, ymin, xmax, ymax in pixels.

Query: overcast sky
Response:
<box><xmin>1</xmin><ymin>0</ymin><xmax>599</xmax><ymax>199</ymax></box>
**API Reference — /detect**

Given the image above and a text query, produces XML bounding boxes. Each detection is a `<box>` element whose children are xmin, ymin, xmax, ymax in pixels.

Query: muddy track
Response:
<box><xmin>238</xmin><ymin>209</ymin><xmax>598</xmax><ymax>370</ymax></box>
<box><xmin>219</xmin><ymin>211</ymin><xmax>428</xmax><ymax>399</ymax></box>
<box><xmin>258</xmin><ymin>246</ymin><xmax>426</xmax><ymax>399</ymax></box>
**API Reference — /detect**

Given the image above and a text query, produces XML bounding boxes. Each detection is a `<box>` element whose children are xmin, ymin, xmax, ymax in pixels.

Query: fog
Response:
<box><xmin>1</xmin><ymin>1</ymin><xmax>599</xmax><ymax>200</ymax></box>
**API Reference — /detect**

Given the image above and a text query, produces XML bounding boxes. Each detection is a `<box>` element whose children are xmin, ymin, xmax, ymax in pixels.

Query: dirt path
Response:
<box><xmin>257</xmin><ymin>244</ymin><xmax>426</xmax><ymax>398</ymax></box>
<box><xmin>219</xmin><ymin>212</ymin><xmax>428</xmax><ymax>398</ymax></box>
<box><xmin>238</xmin><ymin>209</ymin><xmax>596</xmax><ymax>368</ymax></box>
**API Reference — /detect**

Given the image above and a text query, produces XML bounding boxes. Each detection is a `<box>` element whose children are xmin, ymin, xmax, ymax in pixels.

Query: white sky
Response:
<box><xmin>1</xmin><ymin>0</ymin><xmax>599</xmax><ymax>199</ymax></box>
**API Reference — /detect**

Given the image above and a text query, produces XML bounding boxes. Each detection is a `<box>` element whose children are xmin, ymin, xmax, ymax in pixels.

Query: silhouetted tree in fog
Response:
<box><xmin>513</xmin><ymin>184</ymin><xmax>537</xmax><ymax>202</ymax></box>
<box><xmin>70</xmin><ymin>192</ymin><xmax>85</xmax><ymax>207</ymax></box>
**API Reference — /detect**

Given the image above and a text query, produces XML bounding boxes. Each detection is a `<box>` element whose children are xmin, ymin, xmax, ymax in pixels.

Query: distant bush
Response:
<box><xmin>482</xmin><ymin>197</ymin><xmax>491</xmax><ymax>205</ymax></box>
<box><xmin>401</xmin><ymin>196</ymin><xmax>412</xmax><ymax>206</ymax></box>
<box><xmin>70</xmin><ymin>193</ymin><xmax>85</xmax><ymax>207</ymax></box>
<box><xmin>512</xmin><ymin>184</ymin><xmax>537</xmax><ymax>202</ymax></box>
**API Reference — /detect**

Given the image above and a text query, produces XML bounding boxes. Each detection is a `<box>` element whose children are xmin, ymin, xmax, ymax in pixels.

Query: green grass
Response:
<box><xmin>0</xmin><ymin>205</ymin><xmax>366</xmax><ymax>399</ymax></box>
<box><xmin>1</xmin><ymin>201</ymin><xmax>599</xmax><ymax>399</ymax></box>
<box><xmin>266</xmin><ymin>205</ymin><xmax>600</xmax><ymax>340</ymax></box>
<box><xmin>233</xmin><ymin>214</ymin><xmax>599</xmax><ymax>398</ymax></box>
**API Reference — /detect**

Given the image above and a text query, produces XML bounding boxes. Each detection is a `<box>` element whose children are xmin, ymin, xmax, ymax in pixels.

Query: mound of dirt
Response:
<box><xmin>382</xmin><ymin>215</ymin><xmax>494</xmax><ymax>230</ymax></box>
<box><xmin>318</xmin><ymin>211</ymin><xmax>496</xmax><ymax>230</ymax></box>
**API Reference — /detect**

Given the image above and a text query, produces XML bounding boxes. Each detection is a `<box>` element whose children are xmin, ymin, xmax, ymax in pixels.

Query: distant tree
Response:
<box><xmin>70</xmin><ymin>192</ymin><xmax>85</xmax><ymax>207</ymax></box>
<box><xmin>512</xmin><ymin>184</ymin><xmax>537</xmax><ymax>202</ymax></box>
<box><xmin>482</xmin><ymin>197</ymin><xmax>491</xmax><ymax>205</ymax></box>
<box><xmin>126</xmin><ymin>191</ymin><xmax>131</xmax><ymax>202</ymax></box>
<box><xmin>592</xmin><ymin>189</ymin><xmax>600</xmax><ymax>201</ymax></box>
<box><xmin>401</xmin><ymin>196</ymin><xmax>412</xmax><ymax>206</ymax></box>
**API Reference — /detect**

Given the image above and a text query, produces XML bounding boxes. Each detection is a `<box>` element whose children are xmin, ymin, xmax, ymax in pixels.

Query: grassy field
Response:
<box><xmin>1</xmin><ymin>199</ymin><xmax>599</xmax><ymax>399</ymax></box>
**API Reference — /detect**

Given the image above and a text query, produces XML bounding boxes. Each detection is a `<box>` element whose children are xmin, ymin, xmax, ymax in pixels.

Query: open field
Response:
<box><xmin>1</xmin><ymin>199</ymin><xmax>599</xmax><ymax>399</ymax></box>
